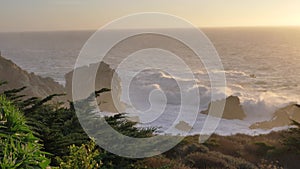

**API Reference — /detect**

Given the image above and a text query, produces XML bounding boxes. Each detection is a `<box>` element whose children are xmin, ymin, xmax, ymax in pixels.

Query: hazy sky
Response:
<box><xmin>0</xmin><ymin>0</ymin><xmax>300</xmax><ymax>32</ymax></box>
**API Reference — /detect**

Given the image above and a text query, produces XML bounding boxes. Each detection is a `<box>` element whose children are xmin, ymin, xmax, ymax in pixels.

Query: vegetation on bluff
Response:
<box><xmin>0</xmin><ymin>81</ymin><xmax>300</xmax><ymax>169</ymax></box>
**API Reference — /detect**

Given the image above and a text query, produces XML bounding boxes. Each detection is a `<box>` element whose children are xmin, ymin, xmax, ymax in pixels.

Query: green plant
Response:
<box><xmin>0</xmin><ymin>83</ymin><xmax>159</xmax><ymax>168</ymax></box>
<box><xmin>0</xmin><ymin>95</ymin><xmax>50</xmax><ymax>168</ymax></box>
<box><xmin>1</xmin><ymin>84</ymin><xmax>91</xmax><ymax>165</ymax></box>
<box><xmin>284</xmin><ymin>120</ymin><xmax>300</xmax><ymax>153</ymax></box>
<box><xmin>57</xmin><ymin>140</ymin><xmax>103</xmax><ymax>169</ymax></box>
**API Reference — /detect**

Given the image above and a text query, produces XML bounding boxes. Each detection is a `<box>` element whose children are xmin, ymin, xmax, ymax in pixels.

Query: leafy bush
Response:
<box><xmin>0</xmin><ymin>95</ymin><xmax>50</xmax><ymax>169</ymax></box>
<box><xmin>57</xmin><ymin>140</ymin><xmax>103</xmax><ymax>169</ymax></box>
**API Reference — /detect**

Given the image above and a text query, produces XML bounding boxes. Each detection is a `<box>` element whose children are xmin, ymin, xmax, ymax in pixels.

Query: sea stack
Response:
<box><xmin>201</xmin><ymin>96</ymin><xmax>246</xmax><ymax>120</ymax></box>
<box><xmin>65</xmin><ymin>61</ymin><xmax>126</xmax><ymax>113</ymax></box>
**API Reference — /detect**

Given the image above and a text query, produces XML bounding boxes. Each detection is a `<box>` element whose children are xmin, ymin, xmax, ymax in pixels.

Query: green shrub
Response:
<box><xmin>0</xmin><ymin>95</ymin><xmax>50</xmax><ymax>169</ymax></box>
<box><xmin>57</xmin><ymin>140</ymin><xmax>103</xmax><ymax>169</ymax></box>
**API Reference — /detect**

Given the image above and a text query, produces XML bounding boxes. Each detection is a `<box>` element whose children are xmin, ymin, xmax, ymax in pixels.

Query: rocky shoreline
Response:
<box><xmin>1</xmin><ymin>54</ymin><xmax>299</xmax><ymax>132</ymax></box>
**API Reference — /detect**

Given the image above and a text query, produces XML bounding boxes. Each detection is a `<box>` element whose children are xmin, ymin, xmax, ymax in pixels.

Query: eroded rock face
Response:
<box><xmin>65</xmin><ymin>62</ymin><xmax>126</xmax><ymax>113</ymax></box>
<box><xmin>201</xmin><ymin>96</ymin><xmax>246</xmax><ymax>120</ymax></box>
<box><xmin>0</xmin><ymin>55</ymin><xmax>64</xmax><ymax>99</ymax></box>
<box><xmin>250</xmin><ymin>104</ymin><xmax>300</xmax><ymax>130</ymax></box>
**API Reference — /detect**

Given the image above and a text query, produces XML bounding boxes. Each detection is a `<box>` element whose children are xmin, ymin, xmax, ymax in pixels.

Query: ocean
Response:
<box><xmin>0</xmin><ymin>27</ymin><xmax>300</xmax><ymax>136</ymax></box>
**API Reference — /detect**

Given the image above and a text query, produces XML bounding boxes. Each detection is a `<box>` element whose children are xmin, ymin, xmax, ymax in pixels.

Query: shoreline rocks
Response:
<box><xmin>2</xmin><ymin>54</ymin><xmax>299</xmax><ymax>130</ymax></box>
<box><xmin>250</xmin><ymin>104</ymin><xmax>300</xmax><ymax>130</ymax></box>
<box><xmin>201</xmin><ymin>96</ymin><xmax>246</xmax><ymax>120</ymax></box>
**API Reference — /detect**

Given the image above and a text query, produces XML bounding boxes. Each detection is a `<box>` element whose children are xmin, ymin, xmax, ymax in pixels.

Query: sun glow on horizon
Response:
<box><xmin>0</xmin><ymin>0</ymin><xmax>300</xmax><ymax>32</ymax></box>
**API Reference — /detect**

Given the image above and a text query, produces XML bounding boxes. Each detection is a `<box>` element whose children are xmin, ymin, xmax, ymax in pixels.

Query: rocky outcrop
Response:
<box><xmin>0</xmin><ymin>55</ymin><xmax>65</xmax><ymax>99</ymax></box>
<box><xmin>250</xmin><ymin>104</ymin><xmax>300</xmax><ymax>130</ymax></box>
<box><xmin>175</xmin><ymin>121</ymin><xmax>193</xmax><ymax>132</ymax></box>
<box><xmin>65</xmin><ymin>62</ymin><xmax>126</xmax><ymax>113</ymax></box>
<box><xmin>0</xmin><ymin>54</ymin><xmax>125</xmax><ymax>113</ymax></box>
<box><xmin>201</xmin><ymin>96</ymin><xmax>246</xmax><ymax>120</ymax></box>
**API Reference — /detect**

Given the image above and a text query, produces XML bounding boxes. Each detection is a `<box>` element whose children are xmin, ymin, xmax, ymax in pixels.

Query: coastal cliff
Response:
<box><xmin>0</xmin><ymin>54</ymin><xmax>125</xmax><ymax>113</ymax></box>
<box><xmin>0</xmin><ymin>55</ymin><xmax>64</xmax><ymax>99</ymax></box>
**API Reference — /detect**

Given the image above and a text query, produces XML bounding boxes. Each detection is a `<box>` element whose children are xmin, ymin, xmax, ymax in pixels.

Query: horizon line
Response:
<box><xmin>1</xmin><ymin>25</ymin><xmax>300</xmax><ymax>33</ymax></box>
